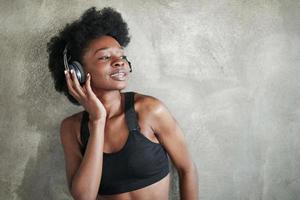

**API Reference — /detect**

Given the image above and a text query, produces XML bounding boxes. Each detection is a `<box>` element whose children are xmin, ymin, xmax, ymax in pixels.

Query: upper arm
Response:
<box><xmin>144</xmin><ymin>97</ymin><xmax>196</xmax><ymax>175</ymax></box>
<box><xmin>60</xmin><ymin>117</ymin><xmax>83</xmax><ymax>192</ymax></box>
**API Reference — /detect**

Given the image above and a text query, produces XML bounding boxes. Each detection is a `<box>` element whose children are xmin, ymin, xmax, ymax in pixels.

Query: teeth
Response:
<box><xmin>111</xmin><ymin>72</ymin><xmax>125</xmax><ymax>77</ymax></box>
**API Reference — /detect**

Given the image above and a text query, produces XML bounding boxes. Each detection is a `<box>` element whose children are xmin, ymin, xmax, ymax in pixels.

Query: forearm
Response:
<box><xmin>71</xmin><ymin>120</ymin><xmax>105</xmax><ymax>200</ymax></box>
<box><xmin>179</xmin><ymin>164</ymin><xmax>199</xmax><ymax>200</ymax></box>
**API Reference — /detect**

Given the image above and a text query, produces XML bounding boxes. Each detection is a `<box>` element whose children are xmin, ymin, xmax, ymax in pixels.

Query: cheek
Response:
<box><xmin>89</xmin><ymin>69</ymin><xmax>110</xmax><ymax>84</ymax></box>
<box><xmin>91</xmin><ymin>72</ymin><xmax>107</xmax><ymax>82</ymax></box>
<box><xmin>84</xmin><ymin>61</ymin><xmax>112</xmax><ymax>82</ymax></box>
<box><xmin>84</xmin><ymin>59</ymin><xmax>105</xmax><ymax>72</ymax></box>
<box><xmin>88</xmin><ymin>63</ymin><xmax>108</xmax><ymax>76</ymax></box>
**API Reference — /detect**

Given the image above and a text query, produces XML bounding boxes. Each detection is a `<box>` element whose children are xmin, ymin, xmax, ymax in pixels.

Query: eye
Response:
<box><xmin>98</xmin><ymin>56</ymin><xmax>111</xmax><ymax>60</ymax></box>
<box><xmin>121</xmin><ymin>55</ymin><xmax>127</xmax><ymax>60</ymax></box>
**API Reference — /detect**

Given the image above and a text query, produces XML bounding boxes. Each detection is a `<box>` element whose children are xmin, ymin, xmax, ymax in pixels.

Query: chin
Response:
<box><xmin>93</xmin><ymin>79</ymin><xmax>128</xmax><ymax>90</ymax></box>
<box><xmin>109</xmin><ymin>81</ymin><xmax>128</xmax><ymax>90</ymax></box>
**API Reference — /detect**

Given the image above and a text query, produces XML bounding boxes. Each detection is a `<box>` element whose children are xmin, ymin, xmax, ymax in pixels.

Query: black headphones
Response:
<box><xmin>63</xmin><ymin>44</ymin><xmax>132</xmax><ymax>85</ymax></box>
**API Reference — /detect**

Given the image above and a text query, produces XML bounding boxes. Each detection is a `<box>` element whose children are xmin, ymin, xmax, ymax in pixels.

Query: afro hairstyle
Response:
<box><xmin>46</xmin><ymin>6</ymin><xmax>131</xmax><ymax>106</ymax></box>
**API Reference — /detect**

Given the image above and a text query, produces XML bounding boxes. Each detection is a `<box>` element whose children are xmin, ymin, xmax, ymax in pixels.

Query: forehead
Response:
<box><xmin>88</xmin><ymin>35</ymin><xmax>122</xmax><ymax>51</ymax></box>
<box><xmin>82</xmin><ymin>35</ymin><xmax>123</xmax><ymax>61</ymax></box>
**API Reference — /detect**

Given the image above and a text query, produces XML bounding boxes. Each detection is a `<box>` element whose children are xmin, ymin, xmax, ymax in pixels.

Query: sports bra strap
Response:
<box><xmin>124</xmin><ymin>92</ymin><xmax>140</xmax><ymax>132</ymax></box>
<box><xmin>80</xmin><ymin>91</ymin><xmax>140</xmax><ymax>151</ymax></box>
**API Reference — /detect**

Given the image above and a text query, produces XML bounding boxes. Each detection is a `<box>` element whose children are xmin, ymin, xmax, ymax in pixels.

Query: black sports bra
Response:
<box><xmin>80</xmin><ymin>91</ymin><xmax>170</xmax><ymax>195</ymax></box>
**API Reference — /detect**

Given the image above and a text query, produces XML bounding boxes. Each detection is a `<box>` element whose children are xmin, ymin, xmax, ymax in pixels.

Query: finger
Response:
<box><xmin>64</xmin><ymin>70</ymin><xmax>80</xmax><ymax>100</ymax></box>
<box><xmin>70</xmin><ymin>69</ymin><xmax>86</xmax><ymax>98</ymax></box>
<box><xmin>85</xmin><ymin>73</ymin><xmax>95</xmax><ymax>97</ymax></box>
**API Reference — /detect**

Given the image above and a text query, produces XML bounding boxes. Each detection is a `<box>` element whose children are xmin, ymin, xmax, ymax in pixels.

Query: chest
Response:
<box><xmin>77</xmin><ymin>112</ymin><xmax>160</xmax><ymax>154</ymax></box>
<box><xmin>102</xmin><ymin>129</ymin><xmax>168</xmax><ymax>179</ymax></box>
<box><xmin>77</xmin><ymin>108</ymin><xmax>170</xmax><ymax>196</ymax></box>
<box><xmin>105</xmin><ymin>113</ymin><xmax>161</xmax><ymax>153</ymax></box>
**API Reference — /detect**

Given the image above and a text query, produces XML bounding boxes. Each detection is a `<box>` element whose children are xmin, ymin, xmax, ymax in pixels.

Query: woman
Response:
<box><xmin>47</xmin><ymin>7</ymin><xmax>198</xmax><ymax>200</ymax></box>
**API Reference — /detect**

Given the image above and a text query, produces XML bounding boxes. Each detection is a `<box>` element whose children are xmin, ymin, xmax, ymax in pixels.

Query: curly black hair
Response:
<box><xmin>47</xmin><ymin>6</ymin><xmax>131</xmax><ymax>106</ymax></box>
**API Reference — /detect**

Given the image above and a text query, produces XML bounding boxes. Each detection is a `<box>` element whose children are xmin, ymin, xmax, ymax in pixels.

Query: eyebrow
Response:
<box><xmin>94</xmin><ymin>46</ymin><xmax>124</xmax><ymax>55</ymax></box>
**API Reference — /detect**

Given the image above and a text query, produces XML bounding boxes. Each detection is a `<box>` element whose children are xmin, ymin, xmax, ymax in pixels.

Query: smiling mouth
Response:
<box><xmin>110</xmin><ymin>72</ymin><xmax>127</xmax><ymax>81</ymax></box>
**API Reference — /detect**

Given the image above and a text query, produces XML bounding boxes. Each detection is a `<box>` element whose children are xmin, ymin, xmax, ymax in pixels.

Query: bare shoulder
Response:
<box><xmin>59</xmin><ymin>111</ymin><xmax>86</xmax><ymax>192</ymax></box>
<box><xmin>133</xmin><ymin>92</ymin><xmax>165</xmax><ymax>114</ymax></box>
<box><xmin>133</xmin><ymin>92</ymin><xmax>169</xmax><ymax>128</ymax></box>
<box><xmin>60</xmin><ymin>111</ymin><xmax>85</xmax><ymax>147</ymax></box>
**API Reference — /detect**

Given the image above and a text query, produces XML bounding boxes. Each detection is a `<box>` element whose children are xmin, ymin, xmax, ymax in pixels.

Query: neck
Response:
<box><xmin>92</xmin><ymin>89</ymin><xmax>124</xmax><ymax>120</ymax></box>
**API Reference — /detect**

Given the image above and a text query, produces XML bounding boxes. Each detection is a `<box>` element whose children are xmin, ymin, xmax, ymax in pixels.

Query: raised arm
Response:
<box><xmin>61</xmin><ymin>70</ymin><xmax>107</xmax><ymax>200</ymax></box>
<box><xmin>60</xmin><ymin>117</ymin><xmax>105</xmax><ymax>200</ymax></box>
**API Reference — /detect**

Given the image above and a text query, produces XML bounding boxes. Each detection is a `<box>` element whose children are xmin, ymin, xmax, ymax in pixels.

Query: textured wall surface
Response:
<box><xmin>1</xmin><ymin>0</ymin><xmax>300</xmax><ymax>199</ymax></box>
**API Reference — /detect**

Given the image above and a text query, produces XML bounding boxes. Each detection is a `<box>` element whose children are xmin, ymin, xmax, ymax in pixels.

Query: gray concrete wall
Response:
<box><xmin>1</xmin><ymin>0</ymin><xmax>299</xmax><ymax>199</ymax></box>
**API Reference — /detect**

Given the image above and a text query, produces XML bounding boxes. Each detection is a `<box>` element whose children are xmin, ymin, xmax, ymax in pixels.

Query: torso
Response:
<box><xmin>68</xmin><ymin>92</ymin><xmax>170</xmax><ymax>200</ymax></box>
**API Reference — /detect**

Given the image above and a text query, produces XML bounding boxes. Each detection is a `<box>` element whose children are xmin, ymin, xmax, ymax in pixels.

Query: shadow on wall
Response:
<box><xmin>14</xmin><ymin>27</ymin><xmax>75</xmax><ymax>199</ymax></box>
<box><xmin>15</xmin><ymin>132</ymin><xmax>69</xmax><ymax>199</ymax></box>
<box><xmin>14</xmin><ymin>29</ymin><xmax>180</xmax><ymax>199</ymax></box>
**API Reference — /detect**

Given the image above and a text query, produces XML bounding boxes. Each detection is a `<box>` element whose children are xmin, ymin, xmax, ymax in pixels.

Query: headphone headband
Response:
<box><xmin>63</xmin><ymin>44</ymin><xmax>70</xmax><ymax>71</ymax></box>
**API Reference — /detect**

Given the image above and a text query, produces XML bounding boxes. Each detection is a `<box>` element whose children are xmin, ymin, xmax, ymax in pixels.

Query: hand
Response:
<box><xmin>64</xmin><ymin>69</ymin><xmax>107</xmax><ymax>122</ymax></box>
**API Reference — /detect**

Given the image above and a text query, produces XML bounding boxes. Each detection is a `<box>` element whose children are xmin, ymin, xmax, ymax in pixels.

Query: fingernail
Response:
<box><xmin>64</xmin><ymin>70</ymin><xmax>68</xmax><ymax>75</ymax></box>
<box><xmin>70</xmin><ymin>69</ymin><xmax>74</xmax><ymax>74</ymax></box>
<box><xmin>87</xmin><ymin>73</ymin><xmax>90</xmax><ymax>77</ymax></box>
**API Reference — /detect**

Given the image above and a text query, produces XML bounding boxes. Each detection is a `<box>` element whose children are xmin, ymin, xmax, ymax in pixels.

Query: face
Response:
<box><xmin>82</xmin><ymin>35</ymin><xmax>130</xmax><ymax>91</ymax></box>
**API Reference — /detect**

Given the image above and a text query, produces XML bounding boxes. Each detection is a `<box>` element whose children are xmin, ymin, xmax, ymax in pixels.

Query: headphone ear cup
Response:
<box><xmin>69</xmin><ymin>61</ymin><xmax>86</xmax><ymax>84</ymax></box>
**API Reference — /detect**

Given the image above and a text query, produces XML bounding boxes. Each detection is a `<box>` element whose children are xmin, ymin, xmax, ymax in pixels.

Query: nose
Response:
<box><xmin>112</xmin><ymin>58</ymin><xmax>125</xmax><ymax>68</ymax></box>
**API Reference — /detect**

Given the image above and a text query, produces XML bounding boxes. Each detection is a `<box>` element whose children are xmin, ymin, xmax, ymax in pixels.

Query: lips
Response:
<box><xmin>110</xmin><ymin>69</ymin><xmax>128</xmax><ymax>81</ymax></box>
